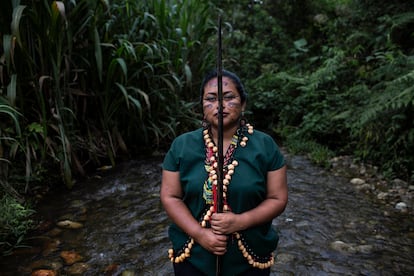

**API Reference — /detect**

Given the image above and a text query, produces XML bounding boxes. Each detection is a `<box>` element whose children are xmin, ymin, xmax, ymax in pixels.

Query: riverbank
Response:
<box><xmin>328</xmin><ymin>155</ymin><xmax>413</xmax><ymax>216</ymax></box>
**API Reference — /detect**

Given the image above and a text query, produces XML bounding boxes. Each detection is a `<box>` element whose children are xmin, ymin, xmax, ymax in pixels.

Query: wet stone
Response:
<box><xmin>350</xmin><ymin>178</ymin><xmax>365</xmax><ymax>185</ymax></box>
<box><xmin>330</xmin><ymin>240</ymin><xmax>351</xmax><ymax>253</ymax></box>
<box><xmin>45</xmin><ymin>227</ymin><xmax>63</xmax><ymax>237</ymax></box>
<box><xmin>56</xmin><ymin>220</ymin><xmax>83</xmax><ymax>229</ymax></box>
<box><xmin>60</xmin><ymin>251</ymin><xmax>83</xmax><ymax>265</ymax></box>
<box><xmin>29</xmin><ymin>259</ymin><xmax>63</xmax><ymax>271</ymax></box>
<box><xmin>275</xmin><ymin>253</ymin><xmax>295</xmax><ymax>264</ymax></box>
<box><xmin>65</xmin><ymin>262</ymin><xmax>90</xmax><ymax>275</ymax></box>
<box><xmin>121</xmin><ymin>270</ymin><xmax>137</xmax><ymax>276</ymax></box>
<box><xmin>42</xmin><ymin>238</ymin><xmax>61</xmax><ymax>256</ymax></box>
<box><xmin>31</xmin><ymin>269</ymin><xmax>57</xmax><ymax>276</ymax></box>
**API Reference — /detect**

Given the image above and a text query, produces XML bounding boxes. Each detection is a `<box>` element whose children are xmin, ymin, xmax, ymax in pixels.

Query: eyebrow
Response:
<box><xmin>205</xmin><ymin>90</ymin><xmax>235</xmax><ymax>95</ymax></box>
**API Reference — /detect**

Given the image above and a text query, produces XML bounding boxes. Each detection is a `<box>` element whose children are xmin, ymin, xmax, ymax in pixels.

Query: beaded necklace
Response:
<box><xmin>168</xmin><ymin>122</ymin><xmax>275</xmax><ymax>269</ymax></box>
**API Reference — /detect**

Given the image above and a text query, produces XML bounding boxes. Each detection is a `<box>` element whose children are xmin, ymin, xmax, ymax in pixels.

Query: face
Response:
<box><xmin>202</xmin><ymin>76</ymin><xmax>246</xmax><ymax>129</ymax></box>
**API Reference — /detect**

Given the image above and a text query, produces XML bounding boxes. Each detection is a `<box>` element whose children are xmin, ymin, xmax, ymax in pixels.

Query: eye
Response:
<box><xmin>204</xmin><ymin>96</ymin><xmax>217</xmax><ymax>102</ymax></box>
<box><xmin>223</xmin><ymin>95</ymin><xmax>237</xmax><ymax>101</ymax></box>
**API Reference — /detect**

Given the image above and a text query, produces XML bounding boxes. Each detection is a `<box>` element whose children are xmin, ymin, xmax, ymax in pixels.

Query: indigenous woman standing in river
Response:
<box><xmin>160</xmin><ymin>69</ymin><xmax>288</xmax><ymax>276</ymax></box>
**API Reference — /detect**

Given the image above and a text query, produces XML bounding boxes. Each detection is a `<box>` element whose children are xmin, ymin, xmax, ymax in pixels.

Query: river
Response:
<box><xmin>1</xmin><ymin>152</ymin><xmax>413</xmax><ymax>275</ymax></box>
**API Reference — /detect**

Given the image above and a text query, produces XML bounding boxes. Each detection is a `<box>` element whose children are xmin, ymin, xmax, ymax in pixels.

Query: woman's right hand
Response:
<box><xmin>161</xmin><ymin>171</ymin><xmax>228</xmax><ymax>255</ymax></box>
<box><xmin>196</xmin><ymin>228</ymin><xmax>228</xmax><ymax>255</ymax></box>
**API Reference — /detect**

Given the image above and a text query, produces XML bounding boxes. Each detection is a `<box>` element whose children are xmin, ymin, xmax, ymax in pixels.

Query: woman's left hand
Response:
<box><xmin>210</xmin><ymin>212</ymin><xmax>242</xmax><ymax>235</ymax></box>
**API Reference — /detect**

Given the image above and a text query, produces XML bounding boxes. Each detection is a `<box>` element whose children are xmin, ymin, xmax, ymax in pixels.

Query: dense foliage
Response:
<box><xmin>0</xmin><ymin>0</ymin><xmax>217</xmax><ymax>254</ymax></box>
<box><xmin>219</xmin><ymin>0</ymin><xmax>414</xmax><ymax>178</ymax></box>
<box><xmin>1</xmin><ymin>0</ymin><xmax>413</xmax><ymax>254</ymax></box>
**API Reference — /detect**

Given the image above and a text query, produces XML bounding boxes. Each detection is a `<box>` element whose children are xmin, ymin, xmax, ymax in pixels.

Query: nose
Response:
<box><xmin>216</xmin><ymin>103</ymin><xmax>225</xmax><ymax>110</ymax></box>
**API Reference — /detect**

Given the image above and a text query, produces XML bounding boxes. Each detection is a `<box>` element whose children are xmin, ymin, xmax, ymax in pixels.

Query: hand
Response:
<box><xmin>210</xmin><ymin>212</ymin><xmax>240</xmax><ymax>235</ymax></box>
<box><xmin>196</xmin><ymin>228</ymin><xmax>228</xmax><ymax>255</ymax></box>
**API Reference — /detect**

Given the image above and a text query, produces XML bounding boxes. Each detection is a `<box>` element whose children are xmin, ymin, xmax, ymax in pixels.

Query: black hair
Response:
<box><xmin>199</xmin><ymin>69</ymin><xmax>248</xmax><ymax>104</ymax></box>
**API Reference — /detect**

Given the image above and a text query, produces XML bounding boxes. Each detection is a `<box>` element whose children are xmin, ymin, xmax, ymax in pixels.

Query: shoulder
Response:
<box><xmin>250</xmin><ymin>129</ymin><xmax>279</xmax><ymax>146</ymax></box>
<box><xmin>173</xmin><ymin>128</ymin><xmax>203</xmax><ymax>143</ymax></box>
<box><xmin>248</xmin><ymin>129</ymin><xmax>285</xmax><ymax>168</ymax></box>
<box><xmin>169</xmin><ymin>128</ymin><xmax>203</xmax><ymax>150</ymax></box>
<box><xmin>252</xmin><ymin>129</ymin><xmax>273</xmax><ymax>139</ymax></box>
<box><xmin>163</xmin><ymin>128</ymin><xmax>204</xmax><ymax>170</ymax></box>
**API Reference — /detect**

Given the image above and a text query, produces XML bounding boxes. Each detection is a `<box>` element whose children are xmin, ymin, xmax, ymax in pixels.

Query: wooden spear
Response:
<box><xmin>216</xmin><ymin>14</ymin><xmax>224</xmax><ymax>276</ymax></box>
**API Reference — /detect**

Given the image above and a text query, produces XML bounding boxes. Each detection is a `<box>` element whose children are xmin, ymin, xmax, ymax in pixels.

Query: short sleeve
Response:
<box><xmin>162</xmin><ymin>139</ymin><xmax>180</xmax><ymax>172</ymax></box>
<box><xmin>266</xmin><ymin>136</ymin><xmax>285</xmax><ymax>171</ymax></box>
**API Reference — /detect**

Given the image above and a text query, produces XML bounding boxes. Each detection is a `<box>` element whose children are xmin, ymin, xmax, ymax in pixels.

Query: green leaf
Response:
<box><xmin>94</xmin><ymin>27</ymin><xmax>103</xmax><ymax>83</ymax></box>
<box><xmin>11</xmin><ymin>5</ymin><xmax>26</xmax><ymax>46</ymax></box>
<box><xmin>0</xmin><ymin>104</ymin><xmax>21</xmax><ymax>135</ymax></box>
<box><xmin>7</xmin><ymin>74</ymin><xmax>17</xmax><ymax>107</ymax></box>
<box><xmin>2</xmin><ymin>35</ymin><xmax>13</xmax><ymax>69</ymax></box>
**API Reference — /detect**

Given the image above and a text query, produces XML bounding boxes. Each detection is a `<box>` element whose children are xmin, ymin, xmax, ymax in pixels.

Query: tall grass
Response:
<box><xmin>0</xmin><ymin>0</ymin><xmax>218</xmax><ymax>192</ymax></box>
<box><xmin>1</xmin><ymin>0</ymin><xmax>219</xmax><ymax>253</ymax></box>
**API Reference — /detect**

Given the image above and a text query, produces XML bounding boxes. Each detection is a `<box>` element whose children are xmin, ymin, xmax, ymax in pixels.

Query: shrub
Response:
<box><xmin>0</xmin><ymin>195</ymin><xmax>35</xmax><ymax>256</ymax></box>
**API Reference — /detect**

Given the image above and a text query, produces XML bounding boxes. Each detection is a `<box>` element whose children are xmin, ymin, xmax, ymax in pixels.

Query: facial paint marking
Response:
<box><xmin>206</xmin><ymin>79</ymin><xmax>230</xmax><ymax>88</ymax></box>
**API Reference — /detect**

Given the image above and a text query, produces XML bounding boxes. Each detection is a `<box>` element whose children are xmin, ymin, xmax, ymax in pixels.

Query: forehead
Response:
<box><xmin>204</xmin><ymin>77</ymin><xmax>236</xmax><ymax>91</ymax></box>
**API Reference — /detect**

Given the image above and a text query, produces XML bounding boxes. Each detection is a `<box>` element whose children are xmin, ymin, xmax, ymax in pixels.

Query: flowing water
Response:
<box><xmin>1</xmin><ymin>153</ymin><xmax>413</xmax><ymax>275</ymax></box>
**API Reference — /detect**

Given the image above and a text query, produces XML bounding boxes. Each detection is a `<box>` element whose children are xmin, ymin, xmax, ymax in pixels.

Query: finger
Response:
<box><xmin>212</xmin><ymin>229</ymin><xmax>221</xmax><ymax>235</ymax></box>
<box><xmin>214</xmin><ymin>250</ymin><xmax>226</xmax><ymax>256</ymax></box>
<box><xmin>213</xmin><ymin>246</ymin><xmax>227</xmax><ymax>255</ymax></box>
<box><xmin>211</xmin><ymin>222</ymin><xmax>222</xmax><ymax>232</ymax></box>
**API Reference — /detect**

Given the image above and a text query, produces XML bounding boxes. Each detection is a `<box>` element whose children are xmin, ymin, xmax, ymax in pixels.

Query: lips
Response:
<box><xmin>214</xmin><ymin>112</ymin><xmax>229</xmax><ymax>117</ymax></box>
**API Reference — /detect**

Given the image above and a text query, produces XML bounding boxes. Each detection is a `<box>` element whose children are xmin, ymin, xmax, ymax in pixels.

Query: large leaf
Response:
<box><xmin>11</xmin><ymin>5</ymin><xmax>26</xmax><ymax>47</ymax></box>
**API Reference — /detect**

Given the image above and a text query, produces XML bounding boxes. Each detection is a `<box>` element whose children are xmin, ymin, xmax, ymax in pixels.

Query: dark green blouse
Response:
<box><xmin>162</xmin><ymin>127</ymin><xmax>285</xmax><ymax>275</ymax></box>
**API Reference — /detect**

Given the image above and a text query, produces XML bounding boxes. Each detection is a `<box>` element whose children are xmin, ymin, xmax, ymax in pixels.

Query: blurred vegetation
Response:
<box><xmin>1</xmin><ymin>0</ymin><xmax>413</xmax><ymax>254</ymax></box>
<box><xmin>219</xmin><ymin>0</ymin><xmax>414</xmax><ymax>182</ymax></box>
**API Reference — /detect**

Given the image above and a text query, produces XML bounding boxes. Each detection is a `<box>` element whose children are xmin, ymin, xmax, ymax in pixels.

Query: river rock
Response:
<box><xmin>395</xmin><ymin>202</ymin><xmax>408</xmax><ymax>212</ymax></box>
<box><xmin>331</xmin><ymin>240</ymin><xmax>375</xmax><ymax>254</ymax></box>
<box><xmin>104</xmin><ymin>263</ymin><xmax>120</xmax><ymax>274</ymax></box>
<box><xmin>330</xmin><ymin>240</ymin><xmax>351</xmax><ymax>253</ymax></box>
<box><xmin>275</xmin><ymin>252</ymin><xmax>295</xmax><ymax>264</ymax></box>
<box><xmin>42</xmin><ymin>238</ymin><xmax>61</xmax><ymax>256</ymax></box>
<box><xmin>121</xmin><ymin>270</ymin><xmax>136</xmax><ymax>276</ymax></box>
<box><xmin>350</xmin><ymin>178</ymin><xmax>365</xmax><ymax>185</ymax></box>
<box><xmin>355</xmin><ymin>183</ymin><xmax>371</xmax><ymax>192</ymax></box>
<box><xmin>354</xmin><ymin>244</ymin><xmax>375</xmax><ymax>254</ymax></box>
<box><xmin>295</xmin><ymin>220</ymin><xmax>310</xmax><ymax>227</ymax></box>
<box><xmin>31</xmin><ymin>269</ymin><xmax>57</xmax><ymax>276</ymax></box>
<box><xmin>56</xmin><ymin>220</ymin><xmax>83</xmax><ymax>229</ymax></box>
<box><xmin>60</xmin><ymin>251</ymin><xmax>83</xmax><ymax>265</ymax></box>
<box><xmin>29</xmin><ymin>259</ymin><xmax>63</xmax><ymax>271</ymax></box>
<box><xmin>65</xmin><ymin>262</ymin><xmax>89</xmax><ymax>275</ymax></box>
<box><xmin>391</xmin><ymin>178</ymin><xmax>408</xmax><ymax>188</ymax></box>
<box><xmin>377</xmin><ymin>192</ymin><xmax>388</xmax><ymax>200</ymax></box>
<box><xmin>46</xmin><ymin>227</ymin><xmax>63</xmax><ymax>237</ymax></box>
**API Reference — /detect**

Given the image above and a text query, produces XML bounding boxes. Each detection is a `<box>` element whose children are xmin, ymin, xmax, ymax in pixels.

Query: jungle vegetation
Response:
<box><xmin>1</xmin><ymin>0</ymin><xmax>413</xmax><ymax>255</ymax></box>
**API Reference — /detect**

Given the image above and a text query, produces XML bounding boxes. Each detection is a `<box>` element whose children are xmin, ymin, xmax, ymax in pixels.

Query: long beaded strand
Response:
<box><xmin>168</xmin><ymin>123</ymin><xmax>274</xmax><ymax>269</ymax></box>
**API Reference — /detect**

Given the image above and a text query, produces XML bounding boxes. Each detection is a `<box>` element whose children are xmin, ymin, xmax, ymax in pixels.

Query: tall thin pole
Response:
<box><xmin>216</xmin><ymin>14</ymin><xmax>224</xmax><ymax>276</ymax></box>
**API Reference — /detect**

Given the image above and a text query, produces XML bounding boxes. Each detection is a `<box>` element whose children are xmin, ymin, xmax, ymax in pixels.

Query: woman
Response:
<box><xmin>160</xmin><ymin>69</ymin><xmax>288</xmax><ymax>276</ymax></box>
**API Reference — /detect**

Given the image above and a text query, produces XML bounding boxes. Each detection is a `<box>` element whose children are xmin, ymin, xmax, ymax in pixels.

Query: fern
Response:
<box><xmin>387</xmin><ymin>70</ymin><xmax>414</xmax><ymax>109</ymax></box>
<box><xmin>298</xmin><ymin>48</ymin><xmax>345</xmax><ymax>93</ymax></box>
<box><xmin>391</xmin><ymin>12</ymin><xmax>414</xmax><ymax>28</ymax></box>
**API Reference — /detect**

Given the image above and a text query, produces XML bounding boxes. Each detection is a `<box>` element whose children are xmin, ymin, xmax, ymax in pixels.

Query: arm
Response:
<box><xmin>211</xmin><ymin>165</ymin><xmax>288</xmax><ymax>234</ymax></box>
<box><xmin>160</xmin><ymin>170</ymin><xmax>228</xmax><ymax>255</ymax></box>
